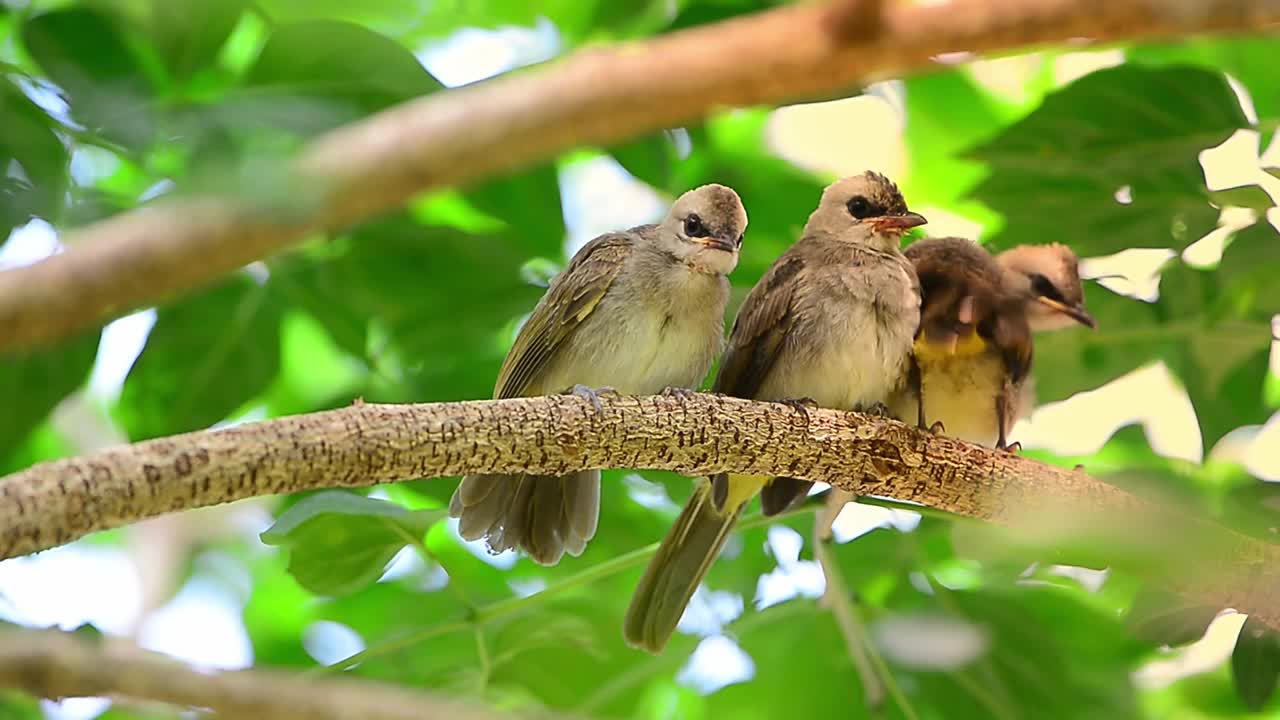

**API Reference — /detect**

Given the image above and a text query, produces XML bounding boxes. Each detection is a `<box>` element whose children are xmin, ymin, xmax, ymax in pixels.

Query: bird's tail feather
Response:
<box><xmin>450</xmin><ymin>470</ymin><xmax>600</xmax><ymax>565</ymax></box>
<box><xmin>624</xmin><ymin>480</ymin><xmax>743</xmax><ymax>653</ymax></box>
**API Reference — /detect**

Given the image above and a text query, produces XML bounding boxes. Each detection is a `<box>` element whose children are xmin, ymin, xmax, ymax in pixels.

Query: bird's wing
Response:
<box><xmin>907</xmin><ymin>238</ymin><xmax>995</xmax><ymax>347</ymax></box>
<box><xmin>711</xmin><ymin>251</ymin><xmax>805</xmax><ymax>399</ymax></box>
<box><xmin>493</xmin><ymin>232</ymin><xmax>634</xmax><ymax>399</ymax></box>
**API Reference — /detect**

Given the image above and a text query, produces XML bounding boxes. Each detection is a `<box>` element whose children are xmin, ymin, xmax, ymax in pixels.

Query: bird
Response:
<box><xmin>624</xmin><ymin>170</ymin><xmax>926</xmax><ymax>653</ymax></box>
<box><xmin>887</xmin><ymin>238</ymin><xmax>1096</xmax><ymax>450</ymax></box>
<box><xmin>448</xmin><ymin>184</ymin><xmax>748</xmax><ymax>566</ymax></box>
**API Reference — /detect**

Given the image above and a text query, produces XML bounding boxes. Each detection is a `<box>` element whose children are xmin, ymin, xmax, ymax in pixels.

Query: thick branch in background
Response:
<box><xmin>0</xmin><ymin>627</ymin><xmax>535</xmax><ymax>720</ymax></box>
<box><xmin>1</xmin><ymin>393</ymin><xmax>1277</xmax><ymax>626</ymax></box>
<box><xmin>1</xmin><ymin>0</ymin><xmax>1279</xmax><ymax>352</ymax></box>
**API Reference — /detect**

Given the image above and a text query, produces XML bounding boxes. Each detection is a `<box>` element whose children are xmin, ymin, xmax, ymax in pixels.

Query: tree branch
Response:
<box><xmin>2</xmin><ymin>0</ymin><xmax>1279</xmax><ymax>352</ymax></box>
<box><xmin>2</xmin><ymin>392</ymin><xmax>1278</xmax><ymax>627</ymax></box>
<box><xmin>0</xmin><ymin>627</ymin><xmax>547</xmax><ymax>720</ymax></box>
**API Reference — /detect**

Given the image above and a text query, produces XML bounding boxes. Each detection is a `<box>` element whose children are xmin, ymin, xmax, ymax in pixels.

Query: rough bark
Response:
<box><xmin>1</xmin><ymin>393</ymin><xmax>1276</xmax><ymax>626</ymax></box>
<box><xmin>0</xmin><ymin>627</ymin><xmax>546</xmax><ymax>720</ymax></box>
<box><xmin>2</xmin><ymin>0</ymin><xmax>1279</xmax><ymax>352</ymax></box>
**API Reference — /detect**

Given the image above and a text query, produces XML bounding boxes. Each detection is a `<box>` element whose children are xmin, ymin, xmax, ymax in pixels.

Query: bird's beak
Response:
<box><xmin>870</xmin><ymin>211</ymin><xmax>928</xmax><ymax>233</ymax></box>
<box><xmin>1036</xmin><ymin>296</ymin><xmax>1097</xmax><ymax>328</ymax></box>
<box><xmin>695</xmin><ymin>235</ymin><xmax>739</xmax><ymax>252</ymax></box>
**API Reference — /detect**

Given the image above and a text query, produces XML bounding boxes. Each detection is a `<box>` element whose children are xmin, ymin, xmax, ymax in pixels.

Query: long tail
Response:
<box><xmin>449</xmin><ymin>470</ymin><xmax>600</xmax><ymax>566</ymax></box>
<box><xmin>624</xmin><ymin>479</ymin><xmax>744</xmax><ymax>653</ymax></box>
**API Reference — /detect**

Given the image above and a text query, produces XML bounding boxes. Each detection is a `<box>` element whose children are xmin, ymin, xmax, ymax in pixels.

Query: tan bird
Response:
<box><xmin>624</xmin><ymin>171</ymin><xmax>926</xmax><ymax>653</ymax></box>
<box><xmin>888</xmin><ymin>238</ymin><xmax>1095</xmax><ymax>449</ymax></box>
<box><xmin>449</xmin><ymin>184</ymin><xmax>748</xmax><ymax>566</ymax></box>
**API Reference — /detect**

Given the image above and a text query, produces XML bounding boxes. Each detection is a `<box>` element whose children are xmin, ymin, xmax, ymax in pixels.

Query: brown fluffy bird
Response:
<box><xmin>624</xmin><ymin>171</ymin><xmax>926</xmax><ymax>653</ymax></box>
<box><xmin>449</xmin><ymin>184</ymin><xmax>748</xmax><ymax>566</ymax></box>
<box><xmin>888</xmin><ymin>238</ymin><xmax>1095</xmax><ymax>449</ymax></box>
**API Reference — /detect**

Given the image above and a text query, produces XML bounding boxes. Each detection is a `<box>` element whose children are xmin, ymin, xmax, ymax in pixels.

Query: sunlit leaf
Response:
<box><xmin>149</xmin><ymin>0</ymin><xmax>247</xmax><ymax>82</ymax></box>
<box><xmin>967</xmin><ymin>65</ymin><xmax>1248</xmax><ymax>255</ymax></box>
<box><xmin>261</xmin><ymin>490</ymin><xmax>447</xmax><ymax>597</ymax></box>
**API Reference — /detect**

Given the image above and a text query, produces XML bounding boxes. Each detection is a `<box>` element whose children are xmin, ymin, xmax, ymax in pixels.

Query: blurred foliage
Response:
<box><xmin>0</xmin><ymin>0</ymin><xmax>1279</xmax><ymax>718</ymax></box>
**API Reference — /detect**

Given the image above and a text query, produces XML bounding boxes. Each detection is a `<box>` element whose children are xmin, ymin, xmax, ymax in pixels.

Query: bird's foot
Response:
<box><xmin>927</xmin><ymin>420</ymin><xmax>946</xmax><ymax>435</ymax></box>
<box><xmin>780</xmin><ymin>396</ymin><xmax>819</xmax><ymax>422</ymax></box>
<box><xmin>859</xmin><ymin>402</ymin><xmax>892</xmax><ymax>418</ymax></box>
<box><xmin>997</xmin><ymin>440</ymin><xmax>1022</xmax><ymax>454</ymax></box>
<box><xmin>564</xmin><ymin>384</ymin><xmax>619</xmax><ymax>414</ymax></box>
<box><xmin>660</xmin><ymin>386</ymin><xmax>699</xmax><ymax>400</ymax></box>
<box><xmin>1073</xmin><ymin>463</ymin><xmax>1087</xmax><ymax>473</ymax></box>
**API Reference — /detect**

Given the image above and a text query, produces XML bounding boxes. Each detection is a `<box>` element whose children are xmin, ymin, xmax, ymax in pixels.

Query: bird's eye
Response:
<box><xmin>1030</xmin><ymin>273</ymin><xmax>1064</xmax><ymax>301</ymax></box>
<box><xmin>846</xmin><ymin>196</ymin><xmax>875</xmax><ymax>219</ymax></box>
<box><xmin>683</xmin><ymin>214</ymin><xmax>707</xmax><ymax>237</ymax></box>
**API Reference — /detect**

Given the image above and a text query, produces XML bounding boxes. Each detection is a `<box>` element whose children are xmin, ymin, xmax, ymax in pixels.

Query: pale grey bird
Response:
<box><xmin>624</xmin><ymin>171</ymin><xmax>926</xmax><ymax>653</ymax></box>
<box><xmin>448</xmin><ymin>184</ymin><xmax>748</xmax><ymax>566</ymax></box>
<box><xmin>887</xmin><ymin>238</ymin><xmax>1096</xmax><ymax>449</ymax></box>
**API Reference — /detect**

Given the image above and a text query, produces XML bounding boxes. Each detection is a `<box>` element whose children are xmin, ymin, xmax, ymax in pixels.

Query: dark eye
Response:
<box><xmin>1030</xmin><ymin>273</ymin><xmax>1064</xmax><ymax>301</ymax></box>
<box><xmin>683</xmin><ymin>214</ymin><xmax>707</xmax><ymax>237</ymax></box>
<box><xmin>846</xmin><ymin>196</ymin><xmax>875</xmax><ymax>219</ymax></box>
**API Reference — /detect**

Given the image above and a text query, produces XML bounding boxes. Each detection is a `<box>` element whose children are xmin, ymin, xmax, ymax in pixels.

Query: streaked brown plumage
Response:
<box><xmin>449</xmin><ymin>184</ymin><xmax>748</xmax><ymax>566</ymax></box>
<box><xmin>624</xmin><ymin>171</ymin><xmax>926</xmax><ymax>653</ymax></box>
<box><xmin>888</xmin><ymin>238</ymin><xmax>1095</xmax><ymax>448</ymax></box>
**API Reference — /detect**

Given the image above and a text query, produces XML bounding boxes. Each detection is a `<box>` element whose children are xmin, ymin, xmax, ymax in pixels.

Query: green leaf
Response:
<box><xmin>1125</xmin><ymin>587</ymin><xmax>1218</xmax><ymax>647</ymax></box>
<box><xmin>0</xmin><ymin>330</ymin><xmax>99</xmax><ymax>464</ymax></box>
<box><xmin>967</xmin><ymin>65</ymin><xmax>1248</xmax><ymax>255</ymax></box>
<box><xmin>254</xmin><ymin>0</ymin><xmax>428</xmax><ymax>31</ymax></box>
<box><xmin>1209</xmin><ymin>183</ymin><xmax>1275</xmax><ymax>212</ymax></box>
<box><xmin>21</xmin><ymin>7</ymin><xmax>157</xmax><ymax>150</ymax></box>
<box><xmin>241</xmin><ymin>19</ymin><xmax>442</xmax><ymax>133</ymax></box>
<box><xmin>902</xmin><ymin>68</ymin><xmax>1030</xmax><ymax>220</ymax></box>
<box><xmin>149</xmin><ymin>0</ymin><xmax>246</xmax><ymax>82</ymax></box>
<box><xmin>260</xmin><ymin>490</ymin><xmax>446</xmax><ymax>597</ymax></box>
<box><xmin>115</xmin><ymin>274</ymin><xmax>284</xmax><ymax>441</ymax></box>
<box><xmin>0</xmin><ymin>78</ymin><xmax>69</xmax><ymax>237</ymax></box>
<box><xmin>466</xmin><ymin>163</ymin><xmax>566</xmax><ymax>252</ymax></box>
<box><xmin>1030</xmin><ymin>235</ymin><xmax>1276</xmax><ymax>451</ymax></box>
<box><xmin>1128</xmin><ymin>35</ymin><xmax>1280</xmax><ymax>122</ymax></box>
<box><xmin>609</xmin><ymin>132</ymin><xmax>679</xmax><ymax>189</ymax></box>
<box><xmin>1232</xmin><ymin>616</ymin><xmax>1280</xmax><ymax>711</ymax></box>
<box><xmin>272</xmin><ymin>216</ymin><xmax>548</xmax><ymax>403</ymax></box>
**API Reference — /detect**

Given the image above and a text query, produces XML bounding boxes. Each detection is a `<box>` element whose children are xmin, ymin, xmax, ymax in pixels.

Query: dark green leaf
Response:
<box><xmin>115</xmin><ymin>274</ymin><xmax>283</xmax><ymax>440</ymax></box>
<box><xmin>1232</xmin><ymin>616</ymin><xmax>1280</xmax><ymax>711</ymax></box>
<box><xmin>0</xmin><ymin>330</ymin><xmax>99</xmax><ymax>464</ymax></box>
<box><xmin>1126</xmin><ymin>587</ymin><xmax>1218</xmax><ymax>647</ymax></box>
<box><xmin>150</xmin><ymin>0</ymin><xmax>246</xmax><ymax>82</ymax></box>
<box><xmin>261</xmin><ymin>490</ymin><xmax>446</xmax><ymax>597</ymax></box>
<box><xmin>0</xmin><ymin>78</ymin><xmax>69</xmax><ymax>236</ymax></box>
<box><xmin>967</xmin><ymin>65</ymin><xmax>1248</xmax><ymax>255</ymax></box>
<box><xmin>21</xmin><ymin>8</ymin><xmax>157</xmax><ymax>149</ymax></box>
<box><xmin>1128</xmin><ymin>34</ymin><xmax>1280</xmax><ymax>122</ymax></box>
